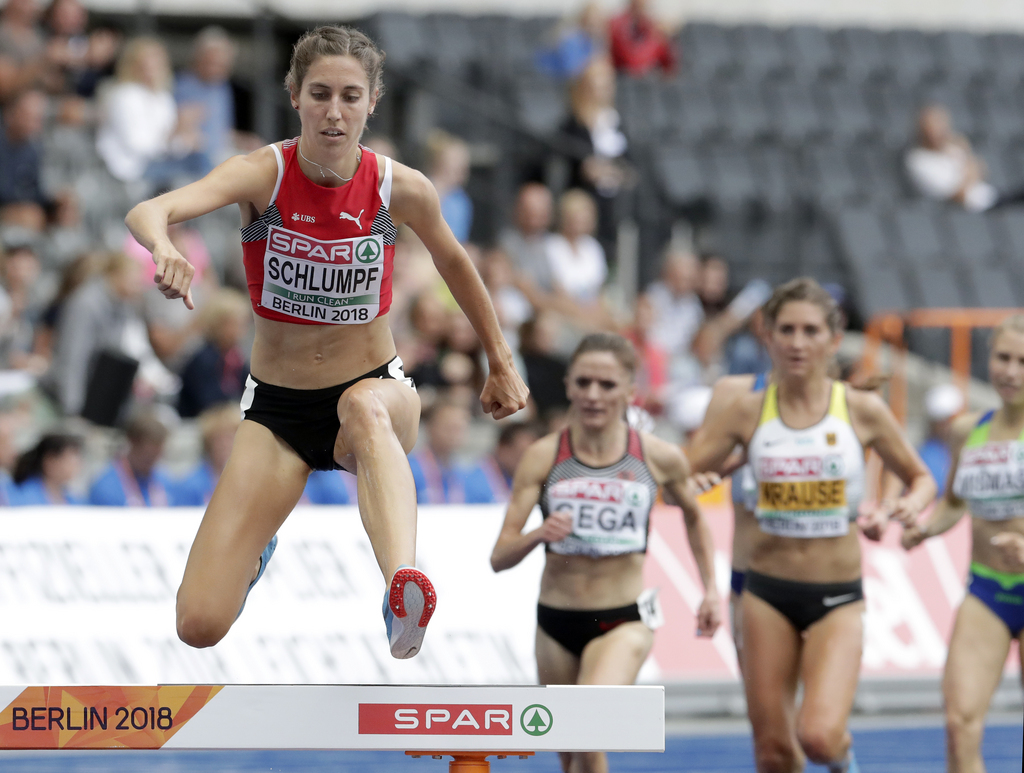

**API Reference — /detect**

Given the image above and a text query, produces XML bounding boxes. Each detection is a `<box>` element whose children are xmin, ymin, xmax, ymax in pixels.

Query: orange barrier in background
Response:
<box><xmin>858</xmin><ymin>308</ymin><xmax>1019</xmax><ymax>423</ymax></box>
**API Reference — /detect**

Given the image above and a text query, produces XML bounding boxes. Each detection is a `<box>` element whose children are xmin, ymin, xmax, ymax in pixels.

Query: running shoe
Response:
<box><xmin>236</xmin><ymin>535</ymin><xmax>277</xmax><ymax>620</ymax></box>
<box><xmin>383</xmin><ymin>566</ymin><xmax>436</xmax><ymax>659</ymax></box>
<box><xmin>847</xmin><ymin>750</ymin><xmax>860</xmax><ymax>773</ymax></box>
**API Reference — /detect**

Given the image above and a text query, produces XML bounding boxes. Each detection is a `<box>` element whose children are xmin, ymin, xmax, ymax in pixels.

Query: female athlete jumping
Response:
<box><xmin>126</xmin><ymin>25</ymin><xmax>528</xmax><ymax>659</ymax></box>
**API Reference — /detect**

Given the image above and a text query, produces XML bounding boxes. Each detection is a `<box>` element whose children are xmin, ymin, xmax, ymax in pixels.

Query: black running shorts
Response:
<box><xmin>240</xmin><ymin>356</ymin><xmax>414</xmax><ymax>471</ymax></box>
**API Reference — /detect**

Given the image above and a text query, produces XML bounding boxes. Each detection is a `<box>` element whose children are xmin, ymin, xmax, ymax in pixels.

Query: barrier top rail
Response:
<box><xmin>0</xmin><ymin>684</ymin><xmax>664</xmax><ymax>753</ymax></box>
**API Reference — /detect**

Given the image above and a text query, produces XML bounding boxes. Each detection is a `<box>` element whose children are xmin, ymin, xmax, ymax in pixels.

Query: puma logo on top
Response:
<box><xmin>339</xmin><ymin>209</ymin><xmax>364</xmax><ymax>228</ymax></box>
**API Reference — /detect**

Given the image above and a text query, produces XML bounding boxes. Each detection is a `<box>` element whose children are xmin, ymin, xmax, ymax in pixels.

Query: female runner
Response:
<box><xmin>688</xmin><ymin>278</ymin><xmax>935</xmax><ymax>773</ymax></box>
<box><xmin>125</xmin><ymin>25</ymin><xmax>528</xmax><ymax>659</ymax></box>
<box><xmin>903</xmin><ymin>314</ymin><xmax>1024</xmax><ymax>773</ymax></box>
<box><xmin>491</xmin><ymin>332</ymin><xmax>720</xmax><ymax>773</ymax></box>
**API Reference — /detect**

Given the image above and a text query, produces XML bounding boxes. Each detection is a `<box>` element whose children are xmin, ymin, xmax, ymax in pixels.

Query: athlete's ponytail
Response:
<box><xmin>286</xmin><ymin>25</ymin><xmax>385</xmax><ymax>99</ymax></box>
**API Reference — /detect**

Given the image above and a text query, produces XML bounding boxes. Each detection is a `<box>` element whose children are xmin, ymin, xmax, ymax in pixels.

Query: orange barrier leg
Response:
<box><xmin>407</xmin><ymin>751</ymin><xmax>535</xmax><ymax>773</ymax></box>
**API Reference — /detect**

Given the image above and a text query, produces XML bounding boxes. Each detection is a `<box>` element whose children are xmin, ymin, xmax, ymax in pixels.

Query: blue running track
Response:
<box><xmin>0</xmin><ymin>723</ymin><xmax>1020</xmax><ymax>771</ymax></box>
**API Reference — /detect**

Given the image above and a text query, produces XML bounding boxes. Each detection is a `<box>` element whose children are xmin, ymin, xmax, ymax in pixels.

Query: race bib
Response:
<box><xmin>756</xmin><ymin>479</ymin><xmax>850</xmax><ymax>538</ymax></box>
<box><xmin>637</xmin><ymin>588</ymin><xmax>664</xmax><ymax>631</ymax></box>
<box><xmin>953</xmin><ymin>442</ymin><xmax>1024</xmax><ymax>520</ymax></box>
<box><xmin>546</xmin><ymin>477</ymin><xmax>652</xmax><ymax>557</ymax></box>
<box><xmin>261</xmin><ymin>225</ymin><xmax>383</xmax><ymax>324</ymax></box>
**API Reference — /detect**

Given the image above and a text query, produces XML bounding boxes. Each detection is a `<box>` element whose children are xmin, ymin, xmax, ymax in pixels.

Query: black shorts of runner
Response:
<box><xmin>744</xmin><ymin>570</ymin><xmax>863</xmax><ymax>632</ymax></box>
<box><xmin>537</xmin><ymin>602</ymin><xmax>643</xmax><ymax>658</ymax></box>
<box><xmin>240</xmin><ymin>356</ymin><xmax>414</xmax><ymax>472</ymax></box>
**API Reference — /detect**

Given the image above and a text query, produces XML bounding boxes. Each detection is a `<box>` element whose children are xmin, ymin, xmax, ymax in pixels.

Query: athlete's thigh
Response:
<box><xmin>577</xmin><ymin>622</ymin><xmax>654</xmax><ymax>686</ymax></box>
<box><xmin>179</xmin><ymin>421</ymin><xmax>309</xmax><ymax>608</ymax></box>
<box><xmin>536</xmin><ymin>626</ymin><xmax>581</xmax><ymax>687</ymax></box>
<box><xmin>334</xmin><ymin>377</ymin><xmax>421</xmax><ymax>461</ymax></box>
<box><xmin>944</xmin><ymin>595</ymin><xmax>1013</xmax><ymax>717</ymax></box>
<box><xmin>798</xmin><ymin>602</ymin><xmax>864</xmax><ymax>731</ymax></box>
<box><xmin>741</xmin><ymin>593</ymin><xmax>802</xmax><ymax>738</ymax></box>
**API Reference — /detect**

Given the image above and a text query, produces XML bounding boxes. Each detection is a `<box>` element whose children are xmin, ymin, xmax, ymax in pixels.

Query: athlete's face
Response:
<box><xmin>770</xmin><ymin>301</ymin><xmax>839</xmax><ymax>378</ymax></box>
<box><xmin>989</xmin><ymin>329</ymin><xmax>1024</xmax><ymax>407</ymax></box>
<box><xmin>566</xmin><ymin>351</ymin><xmax>635</xmax><ymax>430</ymax></box>
<box><xmin>291</xmin><ymin>55</ymin><xmax>376</xmax><ymax>154</ymax></box>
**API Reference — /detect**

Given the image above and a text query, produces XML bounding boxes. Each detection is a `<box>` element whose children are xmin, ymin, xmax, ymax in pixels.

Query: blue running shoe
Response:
<box><xmin>847</xmin><ymin>750</ymin><xmax>860</xmax><ymax>773</ymax></box>
<box><xmin>237</xmin><ymin>535</ymin><xmax>277</xmax><ymax>620</ymax></box>
<box><xmin>383</xmin><ymin>565</ymin><xmax>436</xmax><ymax>659</ymax></box>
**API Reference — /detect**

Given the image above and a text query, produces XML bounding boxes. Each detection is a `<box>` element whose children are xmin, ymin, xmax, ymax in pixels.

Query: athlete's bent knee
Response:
<box><xmin>945</xmin><ymin>709</ymin><xmax>983</xmax><ymax>754</ymax></box>
<box><xmin>176</xmin><ymin>603</ymin><xmax>232</xmax><ymax>649</ymax></box>
<box><xmin>797</xmin><ymin>721</ymin><xmax>847</xmax><ymax>765</ymax></box>
<box><xmin>338</xmin><ymin>388</ymin><xmax>393</xmax><ymax>444</ymax></box>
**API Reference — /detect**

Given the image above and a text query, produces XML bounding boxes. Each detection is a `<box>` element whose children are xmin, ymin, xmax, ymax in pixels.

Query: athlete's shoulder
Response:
<box><xmin>513</xmin><ymin>432</ymin><xmax>561</xmax><ymax>486</ymax></box>
<box><xmin>950</xmin><ymin>410</ymin><xmax>986</xmax><ymax>444</ymax></box>
<box><xmin>387</xmin><ymin>161</ymin><xmax>437</xmax><ymax>222</ymax></box>
<box><xmin>640</xmin><ymin>432</ymin><xmax>688</xmax><ymax>478</ymax></box>
<box><xmin>211</xmin><ymin>143</ymin><xmax>280</xmax><ymax>200</ymax></box>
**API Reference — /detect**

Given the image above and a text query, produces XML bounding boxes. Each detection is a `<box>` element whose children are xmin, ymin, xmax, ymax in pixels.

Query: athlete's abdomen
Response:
<box><xmin>747</xmin><ymin>529</ymin><xmax>863</xmax><ymax>584</ymax></box>
<box><xmin>539</xmin><ymin>552</ymin><xmax>645</xmax><ymax>610</ymax></box>
<box><xmin>249</xmin><ymin>313</ymin><xmax>397</xmax><ymax>389</ymax></box>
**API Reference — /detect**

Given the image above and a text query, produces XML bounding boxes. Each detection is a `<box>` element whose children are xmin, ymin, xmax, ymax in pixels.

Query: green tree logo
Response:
<box><xmin>520</xmin><ymin>704</ymin><xmax>553</xmax><ymax>736</ymax></box>
<box><xmin>356</xmin><ymin>238</ymin><xmax>381</xmax><ymax>263</ymax></box>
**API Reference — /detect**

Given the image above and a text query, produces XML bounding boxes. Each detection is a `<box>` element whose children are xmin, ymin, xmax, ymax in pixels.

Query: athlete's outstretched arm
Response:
<box><xmin>902</xmin><ymin>411</ymin><xmax>976</xmax><ymax>550</ymax></box>
<box><xmin>125</xmin><ymin>147</ymin><xmax>279</xmax><ymax>309</ymax></box>
<box><xmin>390</xmin><ymin>165</ymin><xmax>528</xmax><ymax>420</ymax></box>
<box><xmin>649</xmin><ymin>436</ymin><xmax>721</xmax><ymax>637</ymax></box>
<box><xmin>490</xmin><ymin>435</ymin><xmax>570</xmax><ymax>572</ymax></box>
<box><xmin>848</xmin><ymin>389</ymin><xmax>938</xmax><ymax>528</ymax></box>
<box><xmin>686</xmin><ymin>391</ymin><xmax>754</xmax><ymax>475</ymax></box>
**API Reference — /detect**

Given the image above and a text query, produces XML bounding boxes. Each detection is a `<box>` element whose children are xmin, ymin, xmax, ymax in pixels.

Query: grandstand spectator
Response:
<box><xmin>645</xmin><ymin>249</ymin><xmax>703</xmax><ymax>363</ymax></box>
<box><xmin>408</xmin><ymin>396</ymin><xmax>473</xmax><ymax>504</ymax></box>
<box><xmin>535</xmin><ymin>1</ymin><xmax>606</xmax><ymax>79</ymax></box>
<box><xmin>462</xmin><ymin>421</ymin><xmax>543</xmax><ymax>503</ymax></box>
<box><xmin>623</xmin><ymin>293</ymin><xmax>668</xmax><ymax>415</ymax></box>
<box><xmin>0</xmin><ymin>229</ymin><xmax>48</xmax><ymax>374</ymax></box>
<box><xmin>546</xmin><ymin>188</ymin><xmax>607</xmax><ymax>304</ymax></box>
<box><xmin>42</xmin><ymin>0</ymin><xmax>119</xmax><ymax>99</ymax></box>
<box><xmin>169</xmin><ymin>402</ymin><xmax>239</xmax><ymax>506</ymax></box>
<box><xmin>919</xmin><ymin>383</ymin><xmax>964</xmax><ymax>497</ymax></box>
<box><xmin>480</xmin><ymin>247</ymin><xmax>532</xmax><ymax>354</ymax></box>
<box><xmin>0</xmin><ymin>88</ymin><xmax>48</xmax><ymax>230</ymax></box>
<box><xmin>519</xmin><ymin>311</ymin><xmax>570</xmax><ymax>418</ymax></box>
<box><xmin>499</xmin><ymin>182</ymin><xmax>555</xmax><ymax>293</ymax></box>
<box><xmin>96</xmin><ymin>37</ymin><xmax>207</xmax><ymax>190</ymax></box>
<box><xmin>44</xmin><ymin>251</ymin><xmax>145</xmax><ymax>416</ymax></box>
<box><xmin>426</xmin><ymin>130</ymin><xmax>473</xmax><ymax>244</ymax></box>
<box><xmin>905</xmin><ymin>105</ymin><xmax>999</xmax><ymax>212</ymax></box>
<box><xmin>404</xmin><ymin>291</ymin><xmax>453</xmax><ymax>391</ymax></box>
<box><xmin>693</xmin><ymin>275</ymin><xmax>772</xmax><ymax>372</ymax></box>
<box><xmin>88</xmin><ymin>409</ymin><xmax>172</xmax><ymax>506</ymax></box>
<box><xmin>697</xmin><ymin>254</ymin><xmax>730</xmax><ymax>316</ymax></box>
<box><xmin>33</xmin><ymin>251</ymin><xmax>99</xmax><ymax>362</ymax></box>
<box><xmin>10</xmin><ymin>431</ymin><xmax>83</xmax><ymax>505</ymax></box>
<box><xmin>0</xmin><ymin>409</ymin><xmax>18</xmax><ymax>505</ymax></box>
<box><xmin>177</xmin><ymin>288</ymin><xmax>250</xmax><ymax>419</ymax></box>
<box><xmin>175</xmin><ymin>26</ymin><xmax>258</xmax><ymax>168</ymax></box>
<box><xmin>0</xmin><ymin>0</ymin><xmax>52</xmax><ymax>101</ymax></box>
<box><xmin>607</xmin><ymin>0</ymin><xmax>677</xmax><ymax>77</ymax></box>
<box><xmin>39</xmin><ymin>189</ymin><xmax>91</xmax><ymax>269</ymax></box>
<box><xmin>561</xmin><ymin>56</ymin><xmax>629</xmax><ymax>253</ymax></box>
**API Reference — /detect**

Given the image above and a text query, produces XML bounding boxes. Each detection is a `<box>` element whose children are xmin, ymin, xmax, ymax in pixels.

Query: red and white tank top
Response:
<box><xmin>540</xmin><ymin>427</ymin><xmax>659</xmax><ymax>558</ymax></box>
<box><xmin>240</xmin><ymin>139</ymin><xmax>398</xmax><ymax>325</ymax></box>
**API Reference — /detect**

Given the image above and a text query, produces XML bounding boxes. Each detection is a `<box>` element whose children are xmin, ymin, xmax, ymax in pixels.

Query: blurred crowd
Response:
<box><xmin>0</xmin><ymin>0</ymin><xmax>811</xmax><ymax>508</ymax></box>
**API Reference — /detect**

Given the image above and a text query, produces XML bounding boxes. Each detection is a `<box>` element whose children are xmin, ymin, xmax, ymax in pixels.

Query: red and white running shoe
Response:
<box><xmin>382</xmin><ymin>566</ymin><xmax>436</xmax><ymax>659</ymax></box>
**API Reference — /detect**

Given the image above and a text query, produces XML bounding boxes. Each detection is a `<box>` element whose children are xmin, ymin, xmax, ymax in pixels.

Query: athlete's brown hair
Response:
<box><xmin>285</xmin><ymin>25</ymin><xmax>385</xmax><ymax>98</ymax></box>
<box><xmin>569</xmin><ymin>333</ymin><xmax>638</xmax><ymax>377</ymax></box>
<box><xmin>762</xmin><ymin>277</ymin><xmax>844</xmax><ymax>334</ymax></box>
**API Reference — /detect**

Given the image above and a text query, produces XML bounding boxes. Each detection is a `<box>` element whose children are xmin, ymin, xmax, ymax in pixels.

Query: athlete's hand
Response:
<box><xmin>857</xmin><ymin>503</ymin><xmax>892</xmax><ymax>542</ymax></box>
<box><xmin>991</xmin><ymin>532</ymin><xmax>1024</xmax><ymax>570</ymax></box>
<box><xmin>688</xmin><ymin>471</ymin><xmax>722</xmax><ymax>496</ymax></box>
<box><xmin>152</xmin><ymin>240</ymin><xmax>196</xmax><ymax>310</ymax></box>
<box><xmin>901</xmin><ymin>523</ymin><xmax>927</xmax><ymax>551</ymax></box>
<box><xmin>888</xmin><ymin>495</ymin><xmax>923</xmax><ymax>527</ymax></box>
<box><xmin>696</xmin><ymin>592</ymin><xmax>721</xmax><ymax>638</ymax></box>
<box><xmin>480</xmin><ymin>358</ymin><xmax>529</xmax><ymax>421</ymax></box>
<box><xmin>536</xmin><ymin>511</ymin><xmax>573</xmax><ymax>544</ymax></box>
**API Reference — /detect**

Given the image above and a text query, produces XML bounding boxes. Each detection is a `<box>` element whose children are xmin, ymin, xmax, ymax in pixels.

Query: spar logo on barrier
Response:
<box><xmin>358</xmin><ymin>704</ymin><xmax>513</xmax><ymax>735</ymax></box>
<box><xmin>520</xmin><ymin>704</ymin><xmax>552</xmax><ymax>736</ymax></box>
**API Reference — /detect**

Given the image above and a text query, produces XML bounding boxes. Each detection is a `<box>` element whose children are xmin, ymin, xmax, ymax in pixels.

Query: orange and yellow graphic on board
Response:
<box><xmin>0</xmin><ymin>685</ymin><xmax>222</xmax><ymax>749</ymax></box>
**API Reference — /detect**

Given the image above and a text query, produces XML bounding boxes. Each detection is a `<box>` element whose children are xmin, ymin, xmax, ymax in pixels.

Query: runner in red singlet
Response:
<box><xmin>125</xmin><ymin>25</ymin><xmax>529</xmax><ymax>659</ymax></box>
